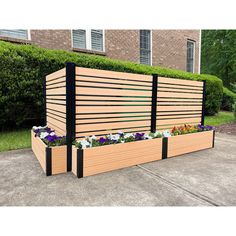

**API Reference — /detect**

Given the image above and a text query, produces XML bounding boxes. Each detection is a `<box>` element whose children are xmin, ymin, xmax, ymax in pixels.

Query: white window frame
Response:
<box><xmin>71</xmin><ymin>29</ymin><xmax>105</xmax><ymax>52</ymax></box>
<box><xmin>139</xmin><ymin>29</ymin><xmax>152</xmax><ymax>66</ymax></box>
<box><xmin>187</xmin><ymin>39</ymin><xmax>195</xmax><ymax>73</ymax></box>
<box><xmin>0</xmin><ymin>29</ymin><xmax>30</xmax><ymax>40</ymax></box>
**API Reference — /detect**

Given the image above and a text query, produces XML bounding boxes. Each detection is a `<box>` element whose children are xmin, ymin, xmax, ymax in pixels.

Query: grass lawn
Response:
<box><xmin>0</xmin><ymin>129</ymin><xmax>31</xmax><ymax>152</ymax></box>
<box><xmin>0</xmin><ymin>111</ymin><xmax>235</xmax><ymax>152</ymax></box>
<box><xmin>205</xmin><ymin>111</ymin><xmax>235</xmax><ymax>126</ymax></box>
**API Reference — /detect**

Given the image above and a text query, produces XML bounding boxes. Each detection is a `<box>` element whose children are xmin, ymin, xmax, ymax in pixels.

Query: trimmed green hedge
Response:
<box><xmin>221</xmin><ymin>87</ymin><xmax>236</xmax><ymax>111</ymax></box>
<box><xmin>0</xmin><ymin>40</ymin><xmax>223</xmax><ymax>128</ymax></box>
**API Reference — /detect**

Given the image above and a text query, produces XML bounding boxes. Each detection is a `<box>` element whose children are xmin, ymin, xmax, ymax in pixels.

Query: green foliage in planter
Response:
<box><xmin>221</xmin><ymin>87</ymin><xmax>236</xmax><ymax>111</ymax></box>
<box><xmin>0</xmin><ymin>40</ymin><xmax>223</xmax><ymax>128</ymax></box>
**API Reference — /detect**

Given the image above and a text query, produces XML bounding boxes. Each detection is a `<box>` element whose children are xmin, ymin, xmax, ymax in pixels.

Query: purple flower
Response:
<box><xmin>99</xmin><ymin>137</ymin><xmax>106</xmax><ymax>143</ymax></box>
<box><xmin>45</xmin><ymin>127</ymin><xmax>52</xmax><ymax>133</ymax></box>
<box><xmin>135</xmin><ymin>133</ymin><xmax>145</xmax><ymax>140</ymax></box>
<box><xmin>34</xmin><ymin>129</ymin><xmax>40</xmax><ymax>134</ymax></box>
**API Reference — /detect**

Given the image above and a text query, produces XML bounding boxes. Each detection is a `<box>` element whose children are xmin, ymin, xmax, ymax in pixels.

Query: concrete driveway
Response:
<box><xmin>0</xmin><ymin>133</ymin><xmax>235</xmax><ymax>206</ymax></box>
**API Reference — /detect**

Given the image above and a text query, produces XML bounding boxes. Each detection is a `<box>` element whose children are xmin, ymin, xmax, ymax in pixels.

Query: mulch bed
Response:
<box><xmin>215</xmin><ymin>122</ymin><xmax>236</xmax><ymax>135</ymax></box>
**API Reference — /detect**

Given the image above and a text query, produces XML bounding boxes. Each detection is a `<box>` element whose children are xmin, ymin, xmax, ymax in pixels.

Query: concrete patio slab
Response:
<box><xmin>0</xmin><ymin>133</ymin><xmax>235</xmax><ymax>206</ymax></box>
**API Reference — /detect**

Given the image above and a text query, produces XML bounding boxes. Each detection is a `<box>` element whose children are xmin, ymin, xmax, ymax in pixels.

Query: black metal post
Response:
<box><xmin>162</xmin><ymin>137</ymin><xmax>168</xmax><ymax>159</ymax></box>
<box><xmin>151</xmin><ymin>74</ymin><xmax>158</xmax><ymax>133</ymax></box>
<box><xmin>77</xmin><ymin>149</ymin><xmax>84</xmax><ymax>178</ymax></box>
<box><xmin>201</xmin><ymin>80</ymin><xmax>206</xmax><ymax>125</ymax></box>
<box><xmin>46</xmin><ymin>147</ymin><xmax>52</xmax><ymax>176</ymax></box>
<box><xmin>44</xmin><ymin>78</ymin><xmax>47</xmax><ymax>125</ymax></box>
<box><xmin>66</xmin><ymin>62</ymin><xmax>76</xmax><ymax>172</ymax></box>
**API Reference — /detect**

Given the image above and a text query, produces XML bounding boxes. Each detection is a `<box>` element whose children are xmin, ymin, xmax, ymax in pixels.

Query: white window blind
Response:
<box><xmin>91</xmin><ymin>30</ymin><xmax>103</xmax><ymax>51</ymax></box>
<box><xmin>0</xmin><ymin>30</ymin><xmax>28</xmax><ymax>40</ymax></box>
<box><xmin>72</xmin><ymin>30</ymin><xmax>86</xmax><ymax>49</ymax></box>
<box><xmin>187</xmin><ymin>40</ymin><xmax>195</xmax><ymax>72</ymax></box>
<box><xmin>140</xmin><ymin>30</ymin><xmax>151</xmax><ymax>65</ymax></box>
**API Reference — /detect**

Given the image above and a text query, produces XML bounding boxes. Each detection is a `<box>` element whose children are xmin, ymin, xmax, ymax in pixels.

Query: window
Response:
<box><xmin>187</xmin><ymin>40</ymin><xmax>195</xmax><ymax>72</ymax></box>
<box><xmin>72</xmin><ymin>29</ymin><xmax>104</xmax><ymax>52</ymax></box>
<box><xmin>140</xmin><ymin>30</ymin><xmax>151</xmax><ymax>65</ymax></box>
<box><xmin>72</xmin><ymin>30</ymin><xmax>86</xmax><ymax>49</ymax></box>
<box><xmin>0</xmin><ymin>30</ymin><xmax>28</xmax><ymax>40</ymax></box>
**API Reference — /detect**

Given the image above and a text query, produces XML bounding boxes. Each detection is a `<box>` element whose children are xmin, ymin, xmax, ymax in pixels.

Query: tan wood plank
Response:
<box><xmin>76</xmin><ymin>116</ymin><xmax>150</xmax><ymax>124</ymax></box>
<box><xmin>47</xmin><ymin>99</ymin><xmax>66</xmax><ymax>105</ymax></box>
<box><xmin>157</xmin><ymin>111</ymin><xmax>201</xmax><ymax>115</ymax></box>
<box><xmin>167</xmin><ymin>131</ymin><xmax>213</xmax><ymax>157</ymax></box>
<box><xmin>157</xmin><ymin>106</ymin><xmax>202</xmax><ymax>112</ymax></box>
<box><xmin>157</xmin><ymin>91</ymin><xmax>203</xmax><ymax>99</ymax></box>
<box><xmin>82</xmin><ymin>139</ymin><xmax>162</xmax><ymax>176</ymax></box>
<box><xmin>46</xmin><ymin>82</ymin><xmax>66</xmax><ymax>89</ymax></box>
<box><xmin>157</xmin><ymin>102</ymin><xmax>202</xmax><ymax>106</ymax></box>
<box><xmin>76</xmin><ymin>67</ymin><xmax>152</xmax><ymax>82</ymax></box>
<box><xmin>76</xmin><ymin>112</ymin><xmax>150</xmax><ymax>120</ymax></box>
<box><xmin>47</xmin><ymin>116</ymin><xmax>66</xmax><ymax>131</ymax></box>
<box><xmin>76</xmin><ymin>105</ymin><xmax>151</xmax><ymax>114</ymax></box>
<box><xmin>72</xmin><ymin>146</ymin><xmax>77</xmax><ymax>176</ymax></box>
<box><xmin>156</xmin><ymin>114</ymin><xmax>201</xmax><ymax>119</ymax></box>
<box><xmin>158</xmin><ymin>87</ymin><xmax>203</xmax><ymax>94</ymax></box>
<box><xmin>46</xmin><ymin>68</ymin><xmax>66</xmax><ymax>81</ymax></box>
<box><xmin>76</xmin><ymin>120</ymin><xmax>150</xmax><ymax>133</ymax></box>
<box><xmin>157</xmin><ymin>98</ymin><xmax>202</xmax><ymax>102</ymax></box>
<box><xmin>47</xmin><ymin>103</ymin><xmax>66</xmax><ymax>113</ymax></box>
<box><xmin>47</xmin><ymin>112</ymin><xmax>66</xmax><ymax>123</ymax></box>
<box><xmin>51</xmin><ymin>146</ymin><xmax>67</xmax><ymax>174</ymax></box>
<box><xmin>157</xmin><ymin>83</ymin><xmax>203</xmax><ymax>91</ymax></box>
<box><xmin>46</xmin><ymin>108</ymin><xmax>66</xmax><ymax>118</ymax></box>
<box><xmin>46</xmin><ymin>77</ymin><xmax>66</xmax><ymax>86</ymax></box>
<box><xmin>76</xmin><ymin>86</ymin><xmax>151</xmax><ymax>97</ymax></box>
<box><xmin>156</xmin><ymin>117</ymin><xmax>201</xmax><ymax>126</ymax></box>
<box><xmin>76</xmin><ymin>127</ymin><xmax>150</xmax><ymax>138</ymax></box>
<box><xmin>46</xmin><ymin>87</ymin><xmax>66</xmax><ymax>95</ymax></box>
<box><xmin>76</xmin><ymin>101</ymin><xmax>151</xmax><ymax>106</ymax></box>
<box><xmin>76</xmin><ymin>75</ymin><xmax>152</xmax><ymax>87</ymax></box>
<box><xmin>158</xmin><ymin>76</ymin><xmax>203</xmax><ymax>87</ymax></box>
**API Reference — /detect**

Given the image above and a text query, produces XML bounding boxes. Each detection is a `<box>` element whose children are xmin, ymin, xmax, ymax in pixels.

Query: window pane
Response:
<box><xmin>91</xmin><ymin>30</ymin><xmax>103</xmax><ymax>51</ymax></box>
<box><xmin>140</xmin><ymin>30</ymin><xmax>151</xmax><ymax>65</ymax></box>
<box><xmin>72</xmin><ymin>29</ymin><xmax>86</xmax><ymax>49</ymax></box>
<box><xmin>0</xmin><ymin>30</ymin><xmax>28</xmax><ymax>40</ymax></box>
<box><xmin>186</xmin><ymin>40</ymin><xmax>195</xmax><ymax>72</ymax></box>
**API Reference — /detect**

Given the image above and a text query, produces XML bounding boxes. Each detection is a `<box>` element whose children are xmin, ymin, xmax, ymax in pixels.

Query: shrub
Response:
<box><xmin>221</xmin><ymin>87</ymin><xmax>236</xmax><ymax>111</ymax></box>
<box><xmin>234</xmin><ymin>103</ymin><xmax>236</xmax><ymax>119</ymax></box>
<box><xmin>0</xmin><ymin>40</ymin><xmax>223</xmax><ymax>128</ymax></box>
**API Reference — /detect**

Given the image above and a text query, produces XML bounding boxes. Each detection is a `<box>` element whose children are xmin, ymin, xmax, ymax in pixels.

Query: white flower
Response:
<box><xmin>144</xmin><ymin>134</ymin><xmax>152</xmax><ymax>139</ymax></box>
<box><xmin>124</xmin><ymin>133</ymin><xmax>134</xmax><ymax>139</ymax></box>
<box><xmin>121</xmin><ymin>140</ymin><xmax>125</xmax><ymax>143</ymax></box>
<box><xmin>50</xmin><ymin>132</ymin><xmax>55</xmax><ymax>136</ymax></box>
<box><xmin>162</xmin><ymin>130</ymin><xmax>171</xmax><ymax>137</ymax></box>
<box><xmin>80</xmin><ymin>140</ymin><xmax>90</xmax><ymax>149</ymax></box>
<box><xmin>89</xmin><ymin>135</ymin><xmax>96</xmax><ymax>142</ymax></box>
<box><xmin>108</xmin><ymin>134</ymin><xmax>120</xmax><ymax>141</ymax></box>
<box><xmin>40</xmin><ymin>132</ymin><xmax>49</xmax><ymax>139</ymax></box>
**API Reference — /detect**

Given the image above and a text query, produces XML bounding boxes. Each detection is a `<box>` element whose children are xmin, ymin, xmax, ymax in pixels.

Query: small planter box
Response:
<box><xmin>72</xmin><ymin>138</ymin><xmax>163</xmax><ymax>178</ymax></box>
<box><xmin>166</xmin><ymin>130</ymin><xmax>215</xmax><ymax>158</ymax></box>
<box><xmin>31</xmin><ymin>130</ymin><xmax>67</xmax><ymax>176</ymax></box>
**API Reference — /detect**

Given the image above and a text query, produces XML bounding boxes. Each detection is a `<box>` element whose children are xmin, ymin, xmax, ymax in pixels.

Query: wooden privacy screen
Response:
<box><xmin>45</xmin><ymin>68</ymin><xmax>67</xmax><ymax>136</ymax></box>
<box><xmin>156</xmin><ymin>77</ymin><xmax>204</xmax><ymax>130</ymax></box>
<box><xmin>44</xmin><ymin>63</ymin><xmax>205</xmax><ymax>140</ymax></box>
<box><xmin>75</xmin><ymin>67</ymin><xmax>153</xmax><ymax>138</ymax></box>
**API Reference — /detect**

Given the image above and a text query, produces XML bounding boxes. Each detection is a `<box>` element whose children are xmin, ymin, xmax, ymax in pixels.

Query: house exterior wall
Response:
<box><xmin>0</xmin><ymin>29</ymin><xmax>200</xmax><ymax>73</ymax></box>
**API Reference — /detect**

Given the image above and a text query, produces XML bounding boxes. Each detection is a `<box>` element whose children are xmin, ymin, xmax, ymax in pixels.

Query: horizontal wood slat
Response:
<box><xmin>46</xmin><ymin>68</ymin><xmax>66</xmax><ymax>81</ymax></box>
<box><xmin>157</xmin><ymin>106</ymin><xmax>202</xmax><ymax>112</ymax></box>
<box><xmin>158</xmin><ymin>76</ymin><xmax>203</xmax><ymax>87</ymax></box>
<box><xmin>76</xmin><ymin>67</ymin><xmax>152</xmax><ymax>83</ymax></box>
<box><xmin>157</xmin><ymin>83</ymin><xmax>203</xmax><ymax>91</ymax></box>
<box><xmin>46</xmin><ymin>77</ymin><xmax>66</xmax><ymax>86</ymax></box>
<box><xmin>76</xmin><ymin>106</ymin><xmax>151</xmax><ymax>114</ymax></box>
<box><xmin>76</xmin><ymin>101</ymin><xmax>151</xmax><ymax>106</ymax></box>
<box><xmin>76</xmin><ymin>120</ymin><xmax>150</xmax><ymax>133</ymax></box>
<box><xmin>47</xmin><ymin>116</ymin><xmax>66</xmax><ymax>131</ymax></box>
<box><xmin>157</xmin><ymin>87</ymin><xmax>203</xmax><ymax>94</ymax></box>
<box><xmin>47</xmin><ymin>103</ymin><xmax>66</xmax><ymax>113</ymax></box>
<box><xmin>46</xmin><ymin>87</ymin><xmax>66</xmax><ymax>95</ymax></box>
<box><xmin>76</xmin><ymin>86</ymin><xmax>152</xmax><ymax>97</ymax></box>
<box><xmin>76</xmin><ymin>75</ymin><xmax>152</xmax><ymax>87</ymax></box>
<box><xmin>46</xmin><ymin>82</ymin><xmax>66</xmax><ymax>89</ymax></box>
<box><xmin>47</xmin><ymin>121</ymin><xmax>66</xmax><ymax>136</ymax></box>
<box><xmin>156</xmin><ymin>117</ymin><xmax>201</xmax><ymax>126</ymax></box>
<box><xmin>157</xmin><ymin>91</ymin><xmax>203</xmax><ymax>99</ymax></box>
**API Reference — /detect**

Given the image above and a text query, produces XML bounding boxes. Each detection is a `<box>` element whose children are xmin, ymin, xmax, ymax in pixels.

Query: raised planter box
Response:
<box><xmin>166</xmin><ymin>130</ymin><xmax>215</xmax><ymax>158</ymax></box>
<box><xmin>31</xmin><ymin>130</ymin><xmax>67</xmax><ymax>176</ymax></box>
<box><xmin>72</xmin><ymin>138</ymin><xmax>163</xmax><ymax>178</ymax></box>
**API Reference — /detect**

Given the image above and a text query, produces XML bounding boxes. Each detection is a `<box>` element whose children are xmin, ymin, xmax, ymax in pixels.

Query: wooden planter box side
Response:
<box><xmin>72</xmin><ymin>138</ymin><xmax>163</xmax><ymax>177</ymax></box>
<box><xmin>31</xmin><ymin>130</ymin><xmax>67</xmax><ymax>175</ymax></box>
<box><xmin>167</xmin><ymin>130</ymin><xmax>214</xmax><ymax>158</ymax></box>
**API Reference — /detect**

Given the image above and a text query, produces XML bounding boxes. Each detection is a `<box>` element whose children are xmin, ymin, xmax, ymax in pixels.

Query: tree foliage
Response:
<box><xmin>201</xmin><ymin>30</ymin><xmax>236</xmax><ymax>88</ymax></box>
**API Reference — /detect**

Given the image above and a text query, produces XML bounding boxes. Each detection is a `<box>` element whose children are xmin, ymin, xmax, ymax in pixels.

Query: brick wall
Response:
<box><xmin>152</xmin><ymin>30</ymin><xmax>200</xmax><ymax>73</ymax></box>
<box><xmin>30</xmin><ymin>30</ymin><xmax>72</xmax><ymax>51</ymax></box>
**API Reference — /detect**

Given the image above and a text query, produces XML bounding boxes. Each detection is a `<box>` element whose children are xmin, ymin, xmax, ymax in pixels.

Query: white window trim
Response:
<box><xmin>71</xmin><ymin>29</ymin><xmax>105</xmax><ymax>52</ymax></box>
<box><xmin>0</xmin><ymin>29</ymin><xmax>30</xmax><ymax>40</ymax></box>
<box><xmin>139</xmin><ymin>29</ymin><xmax>152</xmax><ymax>66</ymax></box>
<box><xmin>187</xmin><ymin>39</ymin><xmax>195</xmax><ymax>73</ymax></box>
